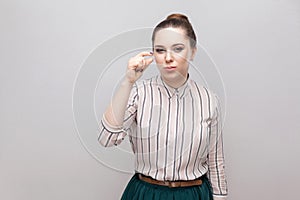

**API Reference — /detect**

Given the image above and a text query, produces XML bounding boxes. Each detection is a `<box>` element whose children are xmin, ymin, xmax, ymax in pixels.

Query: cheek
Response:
<box><xmin>174</xmin><ymin>50</ymin><xmax>190</xmax><ymax>61</ymax></box>
<box><xmin>154</xmin><ymin>54</ymin><xmax>164</xmax><ymax>64</ymax></box>
<box><xmin>174</xmin><ymin>53</ymin><xmax>189</xmax><ymax>63</ymax></box>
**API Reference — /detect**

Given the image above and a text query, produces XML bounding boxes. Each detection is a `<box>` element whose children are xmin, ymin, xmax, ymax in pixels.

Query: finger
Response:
<box><xmin>135</xmin><ymin>51</ymin><xmax>153</xmax><ymax>58</ymax></box>
<box><xmin>135</xmin><ymin>62</ymin><xmax>144</xmax><ymax>72</ymax></box>
<box><xmin>133</xmin><ymin>59</ymin><xmax>144</xmax><ymax>72</ymax></box>
<box><xmin>135</xmin><ymin>58</ymin><xmax>145</xmax><ymax>70</ymax></box>
<box><xmin>141</xmin><ymin>57</ymin><xmax>146</xmax><ymax>67</ymax></box>
<box><xmin>135</xmin><ymin>68</ymin><xmax>144</xmax><ymax>73</ymax></box>
<box><xmin>137</xmin><ymin>56</ymin><xmax>153</xmax><ymax>68</ymax></box>
<box><xmin>144</xmin><ymin>57</ymin><xmax>153</xmax><ymax>66</ymax></box>
<box><xmin>128</xmin><ymin>56</ymin><xmax>143</xmax><ymax>70</ymax></box>
<box><xmin>140</xmin><ymin>57</ymin><xmax>153</xmax><ymax>72</ymax></box>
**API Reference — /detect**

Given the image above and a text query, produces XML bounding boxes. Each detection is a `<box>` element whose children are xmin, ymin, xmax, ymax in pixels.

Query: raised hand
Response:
<box><xmin>126</xmin><ymin>51</ymin><xmax>153</xmax><ymax>83</ymax></box>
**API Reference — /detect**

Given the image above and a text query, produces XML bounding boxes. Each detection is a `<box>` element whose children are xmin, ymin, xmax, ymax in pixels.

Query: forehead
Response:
<box><xmin>154</xmin><ymin>27</ymin><xmax>189</xmax><ymax>46</ymax></box>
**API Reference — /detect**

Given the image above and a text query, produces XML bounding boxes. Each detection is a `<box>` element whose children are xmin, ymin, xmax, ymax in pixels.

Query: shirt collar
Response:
<box><xmin>156</xmin><ymin>74</ymin><xmax>191</xmax><ymax>99</ymax></box>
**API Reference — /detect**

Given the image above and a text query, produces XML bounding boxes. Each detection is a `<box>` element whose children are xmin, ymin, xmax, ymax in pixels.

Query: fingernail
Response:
<box><xmin>150</xmin><ymin>51</ymin><xmax>153</xmax><ymax>55</ymax></box>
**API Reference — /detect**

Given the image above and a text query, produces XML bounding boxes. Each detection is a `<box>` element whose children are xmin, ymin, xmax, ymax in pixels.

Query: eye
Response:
<box><xmin>173</xmin><ymin>46</ymin><xmax>184</xmax><ymax>53</ymax></box>
<box><xmin>155</xmin><ymin>48</ymin><xmax>165</xmax><ymax>53</ymax></box>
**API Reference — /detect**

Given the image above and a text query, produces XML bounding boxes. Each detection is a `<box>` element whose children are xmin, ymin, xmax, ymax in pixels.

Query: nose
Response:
<box><xmin>165</xmin><ymin>50</ymin><xmax>173</xmax><ymax>63</ymax></box>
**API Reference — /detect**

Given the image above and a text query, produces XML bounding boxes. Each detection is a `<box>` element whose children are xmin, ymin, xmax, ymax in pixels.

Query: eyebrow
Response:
<box><xmin>154</xmin><ymin>43</ymin><xmax>185</xmax><ymax>48</ymax></box>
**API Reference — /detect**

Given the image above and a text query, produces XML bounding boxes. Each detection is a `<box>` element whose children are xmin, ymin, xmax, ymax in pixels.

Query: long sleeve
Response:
<box><xmin>207</xmin><ymin>94</ymin><xmax>228</xmax><ymax>199</ymax></box>
<box><xmin>98</xmin><ymin>84</ymin><xmax>138</xmax><ymax>147</ymax></box>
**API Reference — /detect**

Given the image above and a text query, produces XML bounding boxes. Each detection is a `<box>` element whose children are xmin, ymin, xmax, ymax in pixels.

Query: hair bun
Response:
<box><xmin>166</xmin><ymin>13</ymin><xmax>189</xmax><ymax>22</ymax></box>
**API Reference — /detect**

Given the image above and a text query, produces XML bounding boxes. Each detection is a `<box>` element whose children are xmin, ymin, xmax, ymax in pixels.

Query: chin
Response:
<box><xmin>161</xmin><ymin>71</ymin><xmax>186</xmax><ymax>81</ymax></box>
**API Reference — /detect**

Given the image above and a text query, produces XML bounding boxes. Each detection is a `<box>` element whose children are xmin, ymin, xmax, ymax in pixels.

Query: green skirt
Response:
<box><xmin>121</xmin><ymin>173</ymin><xmax>213</xmax><ymax>200</ymax></box>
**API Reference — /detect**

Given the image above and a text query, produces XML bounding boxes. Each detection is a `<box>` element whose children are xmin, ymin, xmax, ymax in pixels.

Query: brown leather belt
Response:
<box><xmin>138</xmin><ymin>174</ymin><xmax>203</xmax><ymax>188</ymax></box>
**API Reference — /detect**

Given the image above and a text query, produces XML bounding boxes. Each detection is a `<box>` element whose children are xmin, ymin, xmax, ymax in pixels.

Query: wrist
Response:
<box><xmin>122</xmin><ymin>78</ymin><xmax>135</xmax><ymax>86</ymax></box>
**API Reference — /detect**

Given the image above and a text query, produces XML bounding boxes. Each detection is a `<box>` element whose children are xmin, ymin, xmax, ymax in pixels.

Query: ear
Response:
<box><xmin>190</xmin><ymin>47</ymin><xmax>197</xmax><ymax>61</ymax></box>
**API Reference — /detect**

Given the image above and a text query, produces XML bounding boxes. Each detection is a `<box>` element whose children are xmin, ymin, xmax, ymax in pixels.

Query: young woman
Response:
<box><xmin>98</xmin><ymin>13</ymin><xmax>228</xmax><ymax>200</ymax></box>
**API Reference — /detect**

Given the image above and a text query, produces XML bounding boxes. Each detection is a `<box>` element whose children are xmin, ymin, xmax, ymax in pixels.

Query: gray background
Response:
<box><xmin>1</xmin><ymin>0</ymin><xmax>299</xmax><ymax>199</ymax></box>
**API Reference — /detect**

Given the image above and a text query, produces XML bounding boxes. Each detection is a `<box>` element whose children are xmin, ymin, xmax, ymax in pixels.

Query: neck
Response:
<box><xmin>162</xmin><ymin>74</ymin><xmax>188</xmax><ymax>89</ymax></box>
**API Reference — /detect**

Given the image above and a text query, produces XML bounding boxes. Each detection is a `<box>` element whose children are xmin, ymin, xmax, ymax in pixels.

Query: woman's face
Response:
<box><xmin>153</xmin><ymin>27</ymin><xmax>196</xmax><ymax>85</ymax></box>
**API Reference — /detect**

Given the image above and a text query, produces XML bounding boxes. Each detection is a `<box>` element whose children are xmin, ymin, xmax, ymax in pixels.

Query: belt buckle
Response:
<box><xmin>166</xmin><ymin>181</ymin><xmax>180</xmax><ymax>188</ymax></box>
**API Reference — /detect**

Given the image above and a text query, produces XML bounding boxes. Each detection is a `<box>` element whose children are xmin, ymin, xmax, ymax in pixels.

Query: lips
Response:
<box><xmin>165</xmin><ymin>66</ymin><xmax>177</xmax><ymax>70</ymax></box>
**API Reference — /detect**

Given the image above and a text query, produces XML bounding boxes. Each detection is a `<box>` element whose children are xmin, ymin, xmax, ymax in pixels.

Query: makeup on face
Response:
<box><xmin>154</xmin><ymin>43</ymin><xmax>186</xmax><ymax>55</ymax></box>
<box><xmin>151</xmin><ymin>27</ymin><xmax>195</xmax><ymax>88</ymax></box>
<box><xmin>153</xmin><ymin>28</ymin><xmax>193</xmax><ymax>61</ymax></box>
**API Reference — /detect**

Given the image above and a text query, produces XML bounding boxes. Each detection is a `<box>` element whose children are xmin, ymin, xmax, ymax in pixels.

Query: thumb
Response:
<box><xmin>144</xmin><ymin>57</ymin><xmax>153</xmax><ymax>67</ymax></box>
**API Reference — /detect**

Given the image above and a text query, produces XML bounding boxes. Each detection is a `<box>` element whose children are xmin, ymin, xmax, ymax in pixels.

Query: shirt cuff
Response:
<box><xmin>213</xmin><ymin>194</ymin><xmax>227</xmax><ymax>200</ymax></box>
<box><xmin>102</xmin><ymin>114</ymin><xmax>124</xmax><ymax>133</ymax></box>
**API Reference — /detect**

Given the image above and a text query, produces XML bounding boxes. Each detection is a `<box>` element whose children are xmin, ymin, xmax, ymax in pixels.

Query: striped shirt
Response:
<box><xmin>98</xmin><ymin>75</ymin><xmax>228</xmax><ymax>199</ymax></box>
